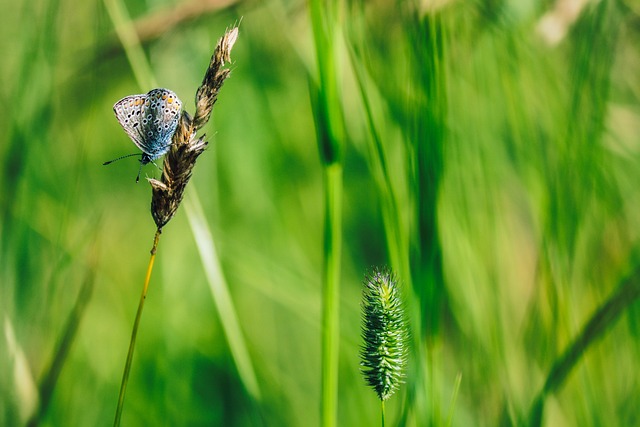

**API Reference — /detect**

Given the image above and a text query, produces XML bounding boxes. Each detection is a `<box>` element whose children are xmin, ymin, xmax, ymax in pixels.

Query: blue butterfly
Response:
<box><xmin>104</xmin><ymin>88</ymin><xmax>182</xmax><ymax>182</ymax></box>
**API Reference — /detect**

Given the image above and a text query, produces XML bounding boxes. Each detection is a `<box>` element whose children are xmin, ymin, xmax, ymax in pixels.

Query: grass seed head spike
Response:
<box><xmin>360</xmin><ymin>267</ymin><xmax>409</xmax><ymax>401</ymax></box>
<box><xmin>149</xmin><ymin>26</ymin><xmax>238</xmax><ymax>230</ymax></box>
<box><xmin>192</xmin><ymin>27</ymin><xmax>238</xmax><ymax>130</ymax></box>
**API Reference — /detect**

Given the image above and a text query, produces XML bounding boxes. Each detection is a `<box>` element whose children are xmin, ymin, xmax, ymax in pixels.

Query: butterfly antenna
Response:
<box><xmin>103</xmin><ymin>153</ymin><xmax>142</xmax><ymax>165</ymax></box>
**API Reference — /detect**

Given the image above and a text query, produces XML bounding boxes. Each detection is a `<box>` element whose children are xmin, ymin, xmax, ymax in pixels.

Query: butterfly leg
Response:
<box><xmin>136</xmin><ymin>161</ymin><xmax>144</xmax><ymax>183</ymax></box>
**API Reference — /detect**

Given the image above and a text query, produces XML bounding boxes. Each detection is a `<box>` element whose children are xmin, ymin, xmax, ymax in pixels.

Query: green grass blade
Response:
<box><xmin>309</xmin><ymin>0</ymin><xmax>345</xmax><ymax>425</ymax></box>
<box><xmin>320</xmin><ymin>164</ymin><xmax>343</xmax><ymax>427</ymax></box>
<box><xmin>528</xmin><ymin>267</ymin><xmax>640</xmax><ymax>427</ymax></box>
<box><xmin>184</xmin><ymin>190</ymin><xmax>261</xmax><ymax>400</ymax></box>
<box><xmin>26</xmin><ymin>243</ymin><xmax>99</xmax><ymax>427</ymax></box>
<box><xmin>445</xmin><ymin>373</ymin><xmax>462</xmax><ymax>427</ymax></box>
<box><xmin>102</xmin><ymin>0</ymin><xmax>157</xmax><ymax>88</ymax></box>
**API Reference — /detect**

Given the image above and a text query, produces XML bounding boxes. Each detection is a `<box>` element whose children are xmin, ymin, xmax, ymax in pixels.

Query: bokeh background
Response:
<box><xmin>1</xmin><ymin>0</ymin><xmax>640</xmax><ymax>425</ymax></box>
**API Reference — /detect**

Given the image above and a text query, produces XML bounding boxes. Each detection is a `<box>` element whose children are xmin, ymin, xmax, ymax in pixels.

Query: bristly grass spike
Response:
<box><xmin>360</xmin><ymin>267</ymin><xmax>409</xmax><ymax>402</ymax></box>
<box><xmin>105</xmin><ymin>88</ymin><xmax>183</xmax><ymax>182</ymax></box>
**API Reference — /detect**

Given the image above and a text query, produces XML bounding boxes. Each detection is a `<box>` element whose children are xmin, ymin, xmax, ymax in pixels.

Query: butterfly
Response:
<box><xmin>104</xmin><ymin>88</ymin><xmax>183</xmax><ymax>182</ymax></box>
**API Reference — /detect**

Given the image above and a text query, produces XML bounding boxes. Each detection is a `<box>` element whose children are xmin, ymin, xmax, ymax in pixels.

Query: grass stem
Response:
<box><xmin>113</xmin><ymin>229</ymin><xmax>161</xmax><ymax>427</ymax></box>
<box><xmin>309</xmin><ymin>0</ymin><xmax>344</xmax><ymax>424</ymax></box>
<box><xmin>320</xmin><ymin>164</ymin><xmax>343</xmax><ymax>427</ymax></box>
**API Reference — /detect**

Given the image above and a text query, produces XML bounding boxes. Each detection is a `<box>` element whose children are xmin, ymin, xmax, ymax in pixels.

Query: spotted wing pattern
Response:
<box><xmin>113</xmin><ymin>88</ymin><xmax>182</xmax><ymax>164</ymax></box>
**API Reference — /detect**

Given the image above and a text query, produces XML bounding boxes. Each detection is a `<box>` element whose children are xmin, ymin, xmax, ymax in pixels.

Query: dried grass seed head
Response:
<box><xmin>149</xmin><ymin>26</ymin><xmax>238</xmax><ymax>230</ymax></box>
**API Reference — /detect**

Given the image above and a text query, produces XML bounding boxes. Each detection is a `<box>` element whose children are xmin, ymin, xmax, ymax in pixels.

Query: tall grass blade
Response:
<box><xmin>102</xmin><ymin>0</ymin><xmax>157</xmax><ymax>88</ymax></box>
<box><xmin>445</xmin><ymin>373</ymin><xmax>462</xmax><ymax>427</ymax></box>
<box><xmin>185</xmin><ymin>190</ymin><xmax>261</xmax><ymax>400</ymax></box>
<box><xmin>27</xmin><ymin>241</ymin><xmax>99</xmax><ymax>427</ymax></box>
<box><xmin>3</xmin><ymin>317</ymin><xmax>38</xmax><ymax>425</ymax></box>
<box><xmin>319</xmin><ymin>163</ymin><xmax>343</xmax><ymax>427</ymax></box>
<box><xmin>309</xmin><ymin>0</ymin><xmax>344</xmax><ymax>425</ymax></box>
<box><xmin>406</xmin><ymin>11</ymin><xmax>447</xmax><ymax>337</ymax></box>
<box><xmin>344</xmin><ymin>18</ymin><xmax>408</xmax><ymax>280</ymax></box>
<box><xmin>528</xmin><ymin>265</ymin><xmax>640</xmax><ymax>426</ymax></box>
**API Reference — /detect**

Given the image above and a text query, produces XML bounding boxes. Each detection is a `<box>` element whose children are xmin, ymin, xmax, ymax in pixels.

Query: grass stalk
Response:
<box><xmin>113</xmin><ymin>229</ymin><xmax>161</xmax><ymax>426</ymax></box>
<box><xmin>381</xmin><ymin>400</ymin><xmax>385</xmax><ymax>427</ymax></box>
<box><xmin>528</xmin><ymin>266</ymin><xmax>640</xmax><ymax>426</ymax></box>
<box><xmin>320</xmin><ymin>164</ymin><xmax>343</xmax><ymax>427</ymax></box>
<box><xmin>309</xmin><ymin>0</ymin><xmax>344</xmax><ymax>425</ymax></box>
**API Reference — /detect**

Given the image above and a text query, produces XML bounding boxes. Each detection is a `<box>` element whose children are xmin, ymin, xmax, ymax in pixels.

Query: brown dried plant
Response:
<box><xmin>149</xmin><ymin>26</ymin><xmax>238</xmax><ymax>230</ymax></box>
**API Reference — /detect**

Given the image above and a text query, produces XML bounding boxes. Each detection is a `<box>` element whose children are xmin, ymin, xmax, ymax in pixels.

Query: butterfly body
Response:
<box><xmin>108</xmin><ymin>88</ymin><xmax>182</xmax><ymax>181</ymax></box>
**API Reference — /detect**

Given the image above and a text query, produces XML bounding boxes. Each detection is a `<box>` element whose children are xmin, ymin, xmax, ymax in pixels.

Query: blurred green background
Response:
<box><xmin>1</xmin><ymin>0</ymin><xmax>640</xmax><ymax>425</ymax></box>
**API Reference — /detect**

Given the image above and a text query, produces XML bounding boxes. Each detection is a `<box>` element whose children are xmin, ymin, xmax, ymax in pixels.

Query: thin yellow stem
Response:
<box><xmin>113</xmin><ymin>228</ymin><xmax>162</xmax><ymax>427</ymax></box>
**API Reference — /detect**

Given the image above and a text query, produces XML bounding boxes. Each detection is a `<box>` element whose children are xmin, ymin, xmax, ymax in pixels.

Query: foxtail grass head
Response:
<box><xmin>360</xmin><ymin>267</ymin><xmax>409</xmax><ymax>401</ymax></box>
<box><xmin>149</xmin><ymin>26</ymin><xmax>239</xmax><ymax>230</ymax></box>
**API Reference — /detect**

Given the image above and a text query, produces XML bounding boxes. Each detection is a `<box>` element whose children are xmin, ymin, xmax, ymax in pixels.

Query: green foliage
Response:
<box><xmin>1</xmin><ymin>0</ymin><xmax>639</xmax><ymax>426</ymax></box>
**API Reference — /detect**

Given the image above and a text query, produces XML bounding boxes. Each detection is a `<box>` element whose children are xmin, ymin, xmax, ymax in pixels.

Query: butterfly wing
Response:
<box><xmin>113</xmin><ymin>94</ymin><xmax>150</xmax><ymax>154</ymax></box>
<box><xmin>113</xmin><ymin>89</ymin><xmax>182</xmax><ymax>165</ymax></box>
<box><xmin>140</xmin><ymin>89</ymin><xmax>182</xmax><ymax>160</ymax></box>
